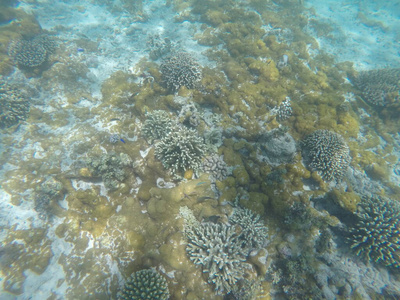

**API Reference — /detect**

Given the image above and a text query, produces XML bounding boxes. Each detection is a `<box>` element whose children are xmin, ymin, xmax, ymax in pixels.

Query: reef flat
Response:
<box><xmin>0</xmin><ymin>0</ymin><xmax>399</xmax><ymax>299</ymax></box>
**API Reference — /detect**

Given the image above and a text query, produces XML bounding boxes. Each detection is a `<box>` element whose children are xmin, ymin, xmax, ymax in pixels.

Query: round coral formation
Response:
<box><xmin>160</xmin><ymin>51</ymin><xmax>202</xmax><ymax>92</ymax></box>
<box><xmin>202</xmin><ymin>154</ymin><xmax>230</xmax><ymax>181</ymax></box>
<box><xmin>155</xmin><ymin>126</ymin><xmax>206</xmax><ymax>174</ymax></box>
<box><xmin>301</xmin><ymin>130</ymin><xmax>351</xmax><ymax>182</ymax></box>
<box><xmin>348</xmin><ymin>196</ymin><xmax>400</xmax><ymax>269</ymax></box>
<box><xmin>117</xmin><ymin>269</ymin><xmax>169</xmax><ymax>300</ymax></box>
<box><xmin>8</xmin><ymin>34</ymin><xmax>56</xmax><ymax>68</ymax></box>
<box><xmin>352</xmin><ymin>68</ymin><xmax>400</xmax><ymax>107</ymax></box>
<box><xmin>0</xmin><ymin>79</ymin><xmax>30</xmax><ymax>128</ymax></box>
<box><xmin>141</xmin><ymin>110</ymin><xmax>175</xmax><ymax>143</ymax></box>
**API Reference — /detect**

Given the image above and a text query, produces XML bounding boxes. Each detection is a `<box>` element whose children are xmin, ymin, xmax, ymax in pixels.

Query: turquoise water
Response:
<box><xmin>0</xmin><ymin>0</ymin><xmax>399</xmax><ymax>299</ymax></box>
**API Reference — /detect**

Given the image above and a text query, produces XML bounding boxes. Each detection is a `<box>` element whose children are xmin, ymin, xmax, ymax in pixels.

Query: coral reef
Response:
<box><xmin>160</xmin><ymin>51</ymin><xmax>202</xmax><ymax>92</ymax></box>
<box><xmin>117</xmin><ymin>268</ymin><xmax>169</xmax><ymax>300</ymax></box>
<box><xmin>34</xmin><ymin>177</ymin><xmax>64</xmax><ymax>220</ymax></box>
<box><xmin>185</xmin><ymin>222</ymin><xmax>250</xmax><ymax>294</ymax></box>
<box><xmin>202</xmin><ymin>154</ymin><xmax>230</xmax><ymax>181</ymax></box>
<box><xmin>0</xmin><ymin>79</ymin><xmax>30</xmax><ymax>128</ymax></box>
<box><xmin>86</xmin><ymin>152</ymin><xmax>131</xmax><ymax>191</ymax></box>
<box><xmin>178</xmin><ymin>102</ymin><xmax>200</xmax><ymax>127</ymax></box>
<box><xmin>258</xmin><ymin>128</ymin><xmax>296</xmax><ymax>166</ymax></box>
<box><xmin>348</xmin><ymin>196</ymin><xmax>400</xmax><ymax>269</ymax></box>
<box><xmin>8</xmin><ymin>33</ymin><xmax>56</xmax><ymax>68</ymax></box>
<box><xmin>352</xmin><ymin>68</ymin><xmax>400</xmax><ymax>107</ymax></box>
<box><xmin>141</xmin><ymin>110</ymin><xmax>176</xmax><ymax>143</ymax></box>
<box><xmin>301</xmin><ymin>130</ymin><xmax>351</xmax><ymax>182</ymax></box>
<box><xmin>276</xmin><ymin>97</ymin><xmax>293</xmax><ymax>122</ymax></box>
<box><xmin>229</xmin><ymin>207</ymin><xmax>268</xmax><ymax>251</ymax></box>
<box><xmin>155</xmin><ymin>126</ymin><xmax>206</xmax><ymax>174</ymax></box>
<box><xmin>146</xmin><ymin>33</ymin><xmax>176</xmax><ymax>60</ymax></box>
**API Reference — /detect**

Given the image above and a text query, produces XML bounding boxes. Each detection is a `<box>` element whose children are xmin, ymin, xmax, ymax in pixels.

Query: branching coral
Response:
<box><xmin>117</xmin><ymin>269</ymin><xmax>169</xmax><ymax>300</ymax></box>
<box><xmin>301</xmin><ymin>130</ymin><xmax>351</xmax><ymax>182</ymax></box>
<box><xmin>141</xmin><ymin>110</ymin><xmax>176</xmax><ymax>143</ymax></box>
<box><xmin>185</xmin><ymin>222</ymin><xmax>250</xmax><ymax>294</ymax></box>
<box><xmin>348</xmin><ymin>196</ymin><xmax>400</xmax><ymax>269</ymax></box>
<box><xmin>229</xmin><ymin>207</ymin><xmax>268</xmax><ymax>251</ymax></box>
<box><xmin>0</xmin><ymin>79</ymin><xmax>30</xmax><ymax>128</ymax></box>
<box><xmin>160</xmin><ymin>51</ymin><xmax>202</xmax><ymax>92</ymax></box>
<box><xmin>155</xmin><ymin>126</ymin><xmax>206</xmax><ymax>174</ymax></box>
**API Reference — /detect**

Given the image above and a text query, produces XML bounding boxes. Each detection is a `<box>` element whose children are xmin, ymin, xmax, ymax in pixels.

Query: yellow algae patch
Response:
<box><xmin>329</xmin><ymin>189</ymin><xmax>361</xmax><ymax>213</ymax></box>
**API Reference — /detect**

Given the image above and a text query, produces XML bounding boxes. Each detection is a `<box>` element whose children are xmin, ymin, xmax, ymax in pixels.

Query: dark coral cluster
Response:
<box><xmin>155</xmin><ymin>126</ymin><xmax>206</xmax><ymax>174</ymax></box>
<box><xmin>86</xmin><ymin>152</ymin><xmax>131</xmax><ymax>191</ymax></box>
<box><xmin>8</xmin><ymin>34</ymin><xmax>56</xmax><ymax>68</ymax></box>
<box><xmin>348</xmin><ymin>196</ymin><xmax>400</xmax><ymax>269</ymax></box>
<box><xmin>160</xmin><ymin>51</ymin><xmax>202</xmax><ymax>92</ymax></box>
<box><xmin>0</xmin><ymin>79</ymin><xmax>30</xmax><ymax>128</ymax></box>
<box><xmin>352</xmin><ymin>68</ymin><xmax>400</xmax><ymax>107</ymax></box>
<box><xmin>117</xmin><ymin>269</ymin><xmax>169</xmax><ymax>300</ymax></box>
<box><xmin>276</xmin><ymin>97</ymin><xmax>293</xmax><ymax>122</ymax></box>
<box><xmin>301</xmin><ymin>130</ymin><xmax>351</xmax><ymax>182</ymax></box>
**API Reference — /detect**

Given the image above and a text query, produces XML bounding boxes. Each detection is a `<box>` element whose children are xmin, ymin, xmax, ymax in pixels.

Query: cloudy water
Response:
<box><xmin>0</xmin><ymin>0</ymin><xmax>399</xmax><ymax>299</ymax></box>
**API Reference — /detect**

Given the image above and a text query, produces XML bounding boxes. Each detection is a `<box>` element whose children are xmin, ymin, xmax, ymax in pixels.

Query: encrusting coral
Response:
<box><xmin>301</xmin><ymin>129</ymin><xmax>351</xmax><ymax>182</ymax></box>
<box><xmin>348</xmin><ymin>196</ymin><xmax>400</xmax><ymax>269</ymax></box>
<box><xmin>117</xmin><ymin>268</ymin><xmax>170</xmax><ymax>300</ymax></box>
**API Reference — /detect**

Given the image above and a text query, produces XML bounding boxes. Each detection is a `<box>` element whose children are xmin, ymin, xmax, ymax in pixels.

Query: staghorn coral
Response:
<box><xmin>155</xmin><ymin>125</ymin><xmax>206</xmax><ymax>174</ymax></box>
<box><xmin>160</xmin><ymin>51</ymin><xmax>202</xmax><ymax>92</ymax></box>
<box><xmin>352</xmin><ymin>68</ymin><xmax>400</xmax><ymax>107</ymax></box>
<box><xmin>185</xmin><ymin>222</ymin><xmax>250</xmax><ymax>294</ymax></box>
<box><xmin>117</xmin><ymin>268</ymin><xmax>169</xmax><ymax>300</ymax></box>
<box><xmin>301</xmin><ymin>130</ymin><xmax>351</xmax><ymax>182</ymax></box>
<box><xmin>0</xmin><ymin>79</ymin><xmax>30</xmax><ymax>128</ymax></box>
<box><xmin>141</xmin><ymin>110</ymin><xmax>176</xmax><ymax>143</ymax></box>
<box><xmin>229</xmin><ymin>207</ymin><xmax>268</xmax><ymax>251</ymax></box>
<box><xmin>8</xmin><ymin>34</ymin><xmax>56</xmax><ymax>68</ymax></box>
<box><xmin>348</xmin><ymin>196</ymin><xmax>400</xmax><ymax>269</ymax></box>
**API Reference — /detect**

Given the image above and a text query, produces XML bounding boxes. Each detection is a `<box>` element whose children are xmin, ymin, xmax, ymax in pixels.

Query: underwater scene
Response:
<box><xmin>0</xmin><ymin>0</ymin><xmax>399</xmax><ymax>299</ymax></box>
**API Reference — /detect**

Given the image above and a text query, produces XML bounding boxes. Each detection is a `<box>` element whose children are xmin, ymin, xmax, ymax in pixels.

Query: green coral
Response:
<box><xmin>117</xmin><ymin>269</ymin><xmax>169</xmax><ymax>300</ymax></box>
<box><xmin>348</xmin><ymin>196</ymin><xmax>400</xmax><ymax>269</ymax></box>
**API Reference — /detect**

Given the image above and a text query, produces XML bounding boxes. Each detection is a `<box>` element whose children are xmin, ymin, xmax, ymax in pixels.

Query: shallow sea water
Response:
<box><xmin>0</xmin><ymin>0</ymin><xmax>399</xmax><ymax>299</ymax></box>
